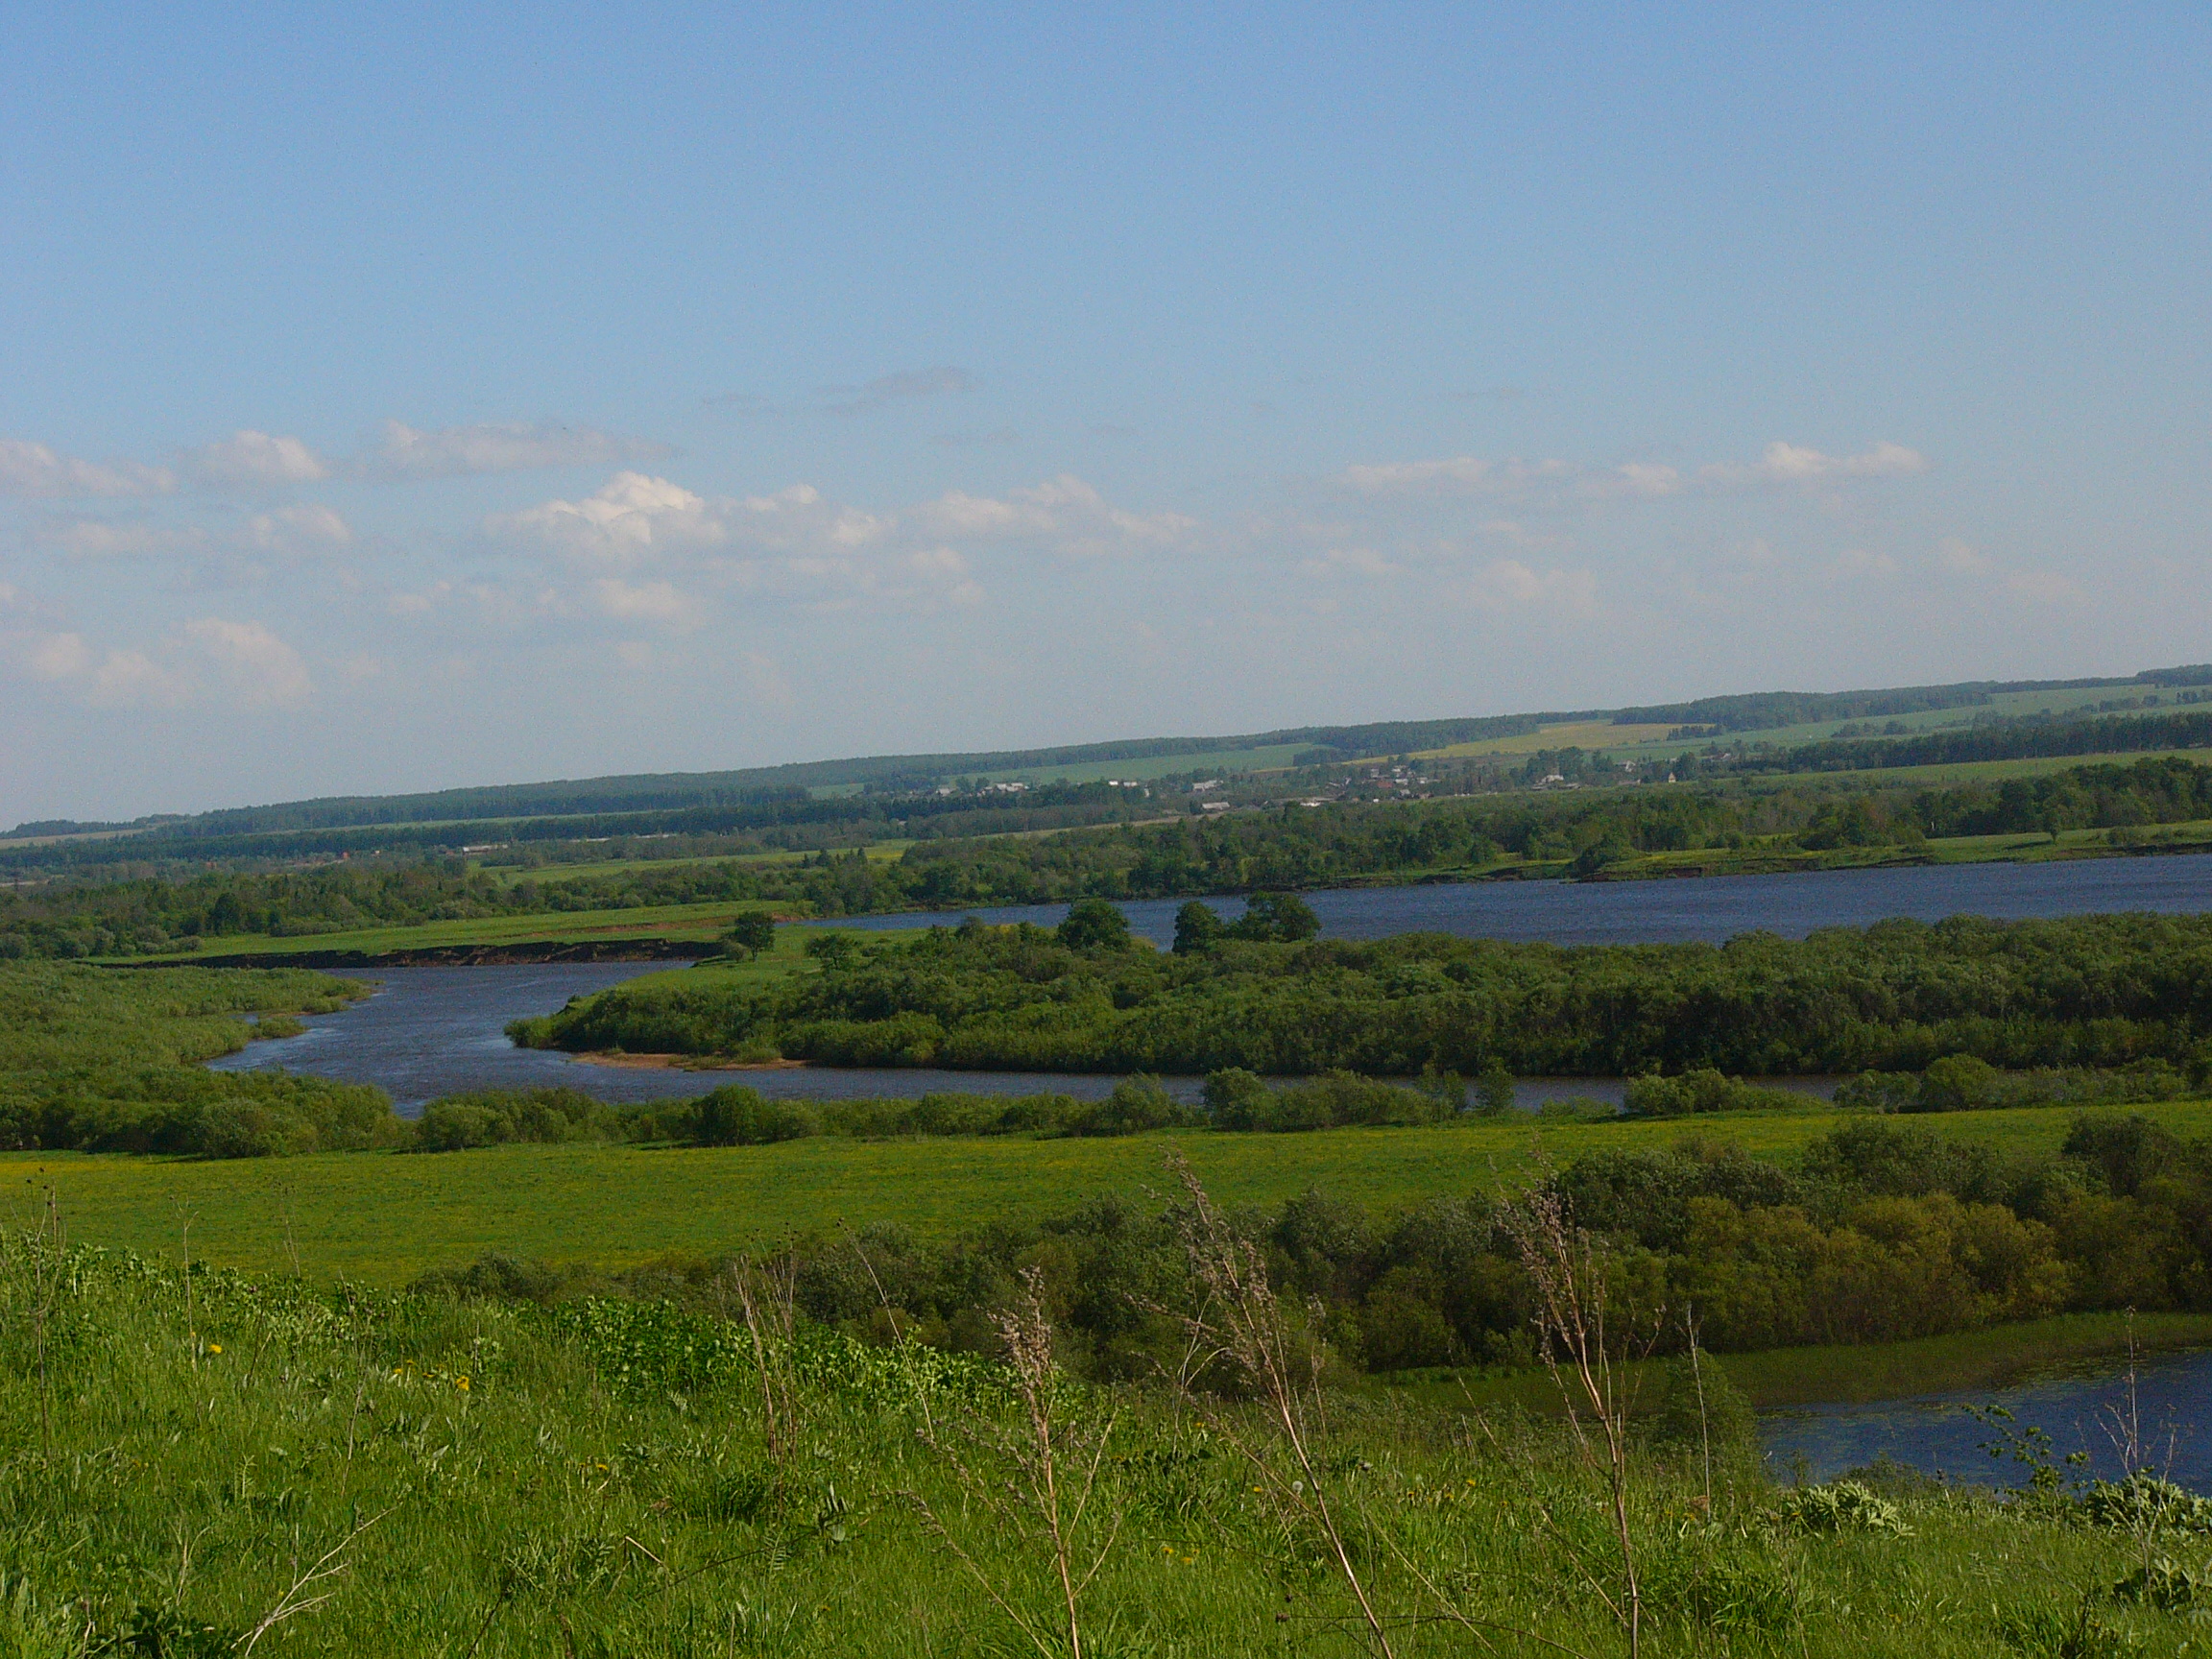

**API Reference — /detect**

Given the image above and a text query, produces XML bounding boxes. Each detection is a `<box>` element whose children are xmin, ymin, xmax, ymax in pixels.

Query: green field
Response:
<box><xmin>1604</xmin><ymin>684</ymin><xmax>2167</xmax><ymax>759</ymax></box>
<box><xmin>120</xmin><ymin>898</ymin><xmax>812</xmax><ymax>964</ymax></box>
<box><xmin>20</xmin><ymin>1097</ymin><xmax>2212</xmax><ymax>1286</ymax></box>
<box><xmin>978</xmin><ymin>741</ymin><xmax>1312</xmax><ymax>784</ymax></box>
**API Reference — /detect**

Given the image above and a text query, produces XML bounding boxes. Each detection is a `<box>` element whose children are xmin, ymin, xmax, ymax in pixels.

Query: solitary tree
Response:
<box><xmin>725</xmin><ymin>912</ymin><xmax>776</xmax><ymax>960</ymax></box>
<box><xmin>1231</xmin><ymin>892</ymin><xmax>1319</xmax><ymax>943</ymax></box>
<box><xmin>1172</xmin><ymin>900</ymin><xmax>1226</xmax><ymax>955</ymax></box>
<box><xmin>1056</xmin><ymin>898</ymin><xmax>1131</xmax><ymax>952</ymax></box>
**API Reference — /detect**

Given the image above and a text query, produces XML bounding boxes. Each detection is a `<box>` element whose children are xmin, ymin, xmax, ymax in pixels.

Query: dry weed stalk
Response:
<box><xmin>237</xmin><ymin>1506</ymin><xmax>390</xmax><ymax>1656</ymax></box>
<box><xmin>26</xmin><ymin>1187</ymin><xmax>62</xmax><ymax>1457</ymax></box>
<box><xmin>908</xmin><ymin>1266</ymin><xmax>1121</xmax><ymax>1659</ymax></box>
<box><xmin>1501</xmin><ymin>1184</ymin><xmax>1653</xmax><ymax>1659</ymax></box>
<box><xmin>1162</xmin><ymin>1155</ymin><xmax>1399</xmax><ymax>1659</ymax></box>
<box><xmin>730</xmin><ymin>1248</ymin><xmax>802</xmax><ymax>1464</ymax></box>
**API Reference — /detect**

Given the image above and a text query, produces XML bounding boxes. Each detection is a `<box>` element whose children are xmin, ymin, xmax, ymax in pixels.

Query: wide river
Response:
<box><xmin>209</xmin><ymin>852</ymin><xmax>2212</xmax><ymax>1112</ymax></box>
<box><xmin>205</xmin><ymin>852</ymin><xmax>2212</xmax><ymax>1484</ymax></box>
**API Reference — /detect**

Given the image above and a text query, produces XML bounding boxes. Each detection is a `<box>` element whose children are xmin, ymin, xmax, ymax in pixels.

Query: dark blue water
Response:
<box><xmin>1763</xmin><ymin>1346</ymin><xmax>2212</xmax><ymax>1493</ymax></box>
<box><xmin>209</xmin><ymin>964</ymin><xmax>1676</xmax><ymax>1115</ymax></box>
<box><xmin>207</xmin><ymin>964</ymin><xmax>1221</xmax><ymax>1112</ymax></box>
<box><xmin>209</xmin><ymin>854</ymin><xmax>2211</xmax><ymax>1113</ymax></box>
<box><xmin>825</xmin><ymin>852</ymin><xmax>2212</xmax><ymax>948</ymax></box>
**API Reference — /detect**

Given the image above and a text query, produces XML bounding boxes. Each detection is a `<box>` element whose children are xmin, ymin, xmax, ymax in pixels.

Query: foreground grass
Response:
<box><xmin>4</xmin><ymin>1238</ymin><xmax>2205</xmax><ymax>1657</ymax></box>
<box><xmin>16</xmin><ymin>1099</ymin><xmax>2212</xmax><ymax>1287</ymax></box>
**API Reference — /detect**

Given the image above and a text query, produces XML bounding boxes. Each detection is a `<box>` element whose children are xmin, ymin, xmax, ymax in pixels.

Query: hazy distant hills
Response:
<box><xmin>10</xmin><ymin>662</ymin><xmax>2209</xmax><ymax>854</ymax></box>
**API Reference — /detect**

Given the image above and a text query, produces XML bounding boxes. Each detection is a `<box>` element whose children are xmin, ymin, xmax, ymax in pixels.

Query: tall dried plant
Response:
<box><xmin>730</xmin><ymin>1247</ymin><xmax>802</xmax><ymax>1465</ymax></box>
<box><xmin>1161</xmin><ymin>1154</ymin><xmax>1398</xmax><ymax>1658</ymax></box>
<box><xmin>1501</xmin><ymin>1184</ymin><xmax>1653</xmax><ymax>1659</ymax></box>
<box><xmin>908</xmin><ymin>1266</ymin><xmax>1122</xmax><ymax>1659</ymax></box>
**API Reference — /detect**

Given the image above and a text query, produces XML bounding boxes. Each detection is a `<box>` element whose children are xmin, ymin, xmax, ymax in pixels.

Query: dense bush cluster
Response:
<box><xmin>0</xmin><ymin>962</ymin><xmax>397</xmax><ymax>1156</ymax></box>
<box><xmin>407</xmin><ymin>1113</ymin><xmax>2212</xmax><ymax>1379</ymax></box>
<box><xmin>1835</xmin><ymin>1054</ymin><xmax>2198</xmax><ymax>1114</ymax></box>
<box><xmin>519</xmin><ymin>911</ymin><xmax>2212</xmax><ymax>1079</ymax></box>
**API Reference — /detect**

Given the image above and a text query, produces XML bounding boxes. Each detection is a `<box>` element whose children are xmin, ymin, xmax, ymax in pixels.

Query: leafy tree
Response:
<box><xmin>1476</xmin><ymin>1063</ymin><xmax>1517</xmax><ymax>1116</ymax></box>
<box><xmin>804</xmin><ymin>931</ymin><xmax>857</xmax><ymax>969</ymax></box>
<box><xmin>1172</xmin><ymin>900</ymin><xmax>1227</xmax><ymax>955</ymax></box>
<box><xmin>724</xmin><ymin>912</ymin><xmax>776</xmax><ymax>960</ymax></box>
<box><xmin>1056</xmin><ymin>898</ymin><xmax>1132</xmax><ymax>951</ymax></box>
<box><xmin>1230</xmin><ymin>891</ymin><xmax>1318</xmax><ymax>943</ymax></box>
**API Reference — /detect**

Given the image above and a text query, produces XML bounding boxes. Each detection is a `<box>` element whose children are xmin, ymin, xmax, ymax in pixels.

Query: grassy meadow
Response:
<box><xmin>19</xmin><ymin>1097</ymin><xmax>2212</xmax><ymax>1286</ymax></box>
<box><xmin>12</xmin><ymin>1231</ymin><xmax>2208</xmax><ymax>1658</ymax></box>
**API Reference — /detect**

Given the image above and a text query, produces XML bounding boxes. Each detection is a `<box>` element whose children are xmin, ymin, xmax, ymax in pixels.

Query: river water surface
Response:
<box><xmin>827</xmin><ymin>852</ymin><xmax>2212</xmax><ymax>948</ymax></box>
<box><xmin>1761</xmin><ymin>1346</ymin><xmax>2212</xmax><ymax>1493</ymax></box>
<box><xmin>204</xmin><ymin>853</ymin><xmax>2212</xmax><ymax>1479</ymax></box>
<box><xmin>210</xmin><ymin>854</ymin><xmax>2212</xmax><ymax>1111</ymax></box>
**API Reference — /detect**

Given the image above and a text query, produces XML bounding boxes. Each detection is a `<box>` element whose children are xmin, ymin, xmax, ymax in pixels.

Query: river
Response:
<box><xmin>207</xmin><ymin>853</ymin><xmax>2212</xmax><ymax>1110</ymax></box>
<box><xmin>1762</xmin><ymin>1346</ymin><xmax>2212</xmax><ymax>1493</ymax></box>
<box><xmin>824</xmin><ymin>850</ymin><xmax>2212</xmax><ymax>948</ymax></box>
<box><xmin>204</xmin><ymin>851</ymin><xmax>2212</xmax><ymax>1488</ymax></box>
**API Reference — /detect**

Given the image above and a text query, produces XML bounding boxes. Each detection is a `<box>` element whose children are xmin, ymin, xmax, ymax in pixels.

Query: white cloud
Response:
<box><xmin>183</xmin><ymin>430</ymin><xmax>329</xmax><ymax>487</ymax></box>
<box><xmin>87</xmin><ymin>648</ymin><xmax>186</xmax><ymax>709</ymax></box>
<box><xmin>0</xmin><ymin>438</ymin><xmax>172</xmax><ymax>497</ymax></box>
<box><xmin>246</xmin><ymin>503</ymin><xmax>352</xmax><ymax>557</ymax></box>
<box><xmin>919</xmin><ymin>489</ymin><xmax>1058</xmax><ymax>537</ymax></box>
<box><xmin>43</xmin><ymin>518</ymin><xmax>204</xmax><ymax>560</ymax></box>
<box><xmin>1701</xmin><ymin>441</ymin><xmax>1929</xmax><ymax>489</ymax></box>
<box><xmin>25</xmin><ymin>633</ymin><xmax>93</xmax><ymax>680</ymax></box>
<box><xmin>589</xmin><ymin>578</ymin><xmax>692</xmax><ymax>628</ymax></box>
<box><xmin>1936</xmin><ymin>536</ymin><xmax>1993</xmax><ymax>574</ymax></box>
<box><xmin>43</xmin><ymin>618</ymin><xmax>314</xmax><ymax>709</ymax></box>
<box><xmin>1337</xmin><ymin>443</ymin><xmax>1926</xmax><ymax>503</ymax></box>
<box><xmin>1581</xmin><ymin>463</ymin><xmax>1684</xmax><ymax>499</ymax></box>
<box><xmin>1931</xmin><ymin>536</ymin><xmax>2078</xmax><ymax>602</ymax></box>
<box><xmin>487</xmin><ymin>472</ymin><xmax>726</xmax><ymax>570</ymax></box>
<box><xmin>1301</xmin><ymin>545</ymin><xmax>1400</xmax><ymax>579</ymax></box>
<box><xmin>1451</xmin><ymin>558</ymin><xmax>1599</xmax><ymax>614</ymax></box>
<box><xmin>1338</xmin><ymin>456</ymin><xmax>1571</xmax><ymax>495</ymax></box>
<box><xmin>914</xmin><ymin>474</ymin><xmax>1192</xmax><ymax>555</ymax></box>
<box><xmin>180</xmin><ymin>618</ymin><xmax>314</xmax><ymax>705</ymax></box>
<box><xmin>364</xmin><ymin>420</ymin><xmax>674</xmax><ymax>480</ymax></box>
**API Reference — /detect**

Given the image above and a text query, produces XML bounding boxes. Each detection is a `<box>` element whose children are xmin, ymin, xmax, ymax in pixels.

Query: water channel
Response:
<box><xmin>204</xmin><ymin>853</ymin><xmax>2212</xmax><ymax>1484</ymax></box>
<box><xmin>1762</xmin><ymin>1345</ymin><xmax>2212</xmax><ymax>1492</ymax></box>
<box><xmin>211</xmin><ymin>853</ymin><xmax>2212</xmax><ymax>1112</ymax></box>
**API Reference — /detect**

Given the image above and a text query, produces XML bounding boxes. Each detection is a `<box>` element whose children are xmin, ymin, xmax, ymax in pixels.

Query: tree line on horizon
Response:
<box><xmin>6</xmin><ymin>754</ymin><xmax>2212</xmax><ymax>959</ymax></box>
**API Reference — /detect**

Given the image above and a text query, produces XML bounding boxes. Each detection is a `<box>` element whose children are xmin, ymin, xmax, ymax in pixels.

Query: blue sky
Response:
<box><xmin>3</xmin><ymin>4</ymin><xmax>2207</xmax><ymax>821</ymax></box>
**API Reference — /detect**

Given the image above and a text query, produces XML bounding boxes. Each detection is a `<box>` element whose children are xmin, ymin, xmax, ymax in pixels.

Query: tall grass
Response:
<box><xmin>2</xmin><ymin>1211</ymin><xmax>2205</xmax><ymax>1656</ymax></box>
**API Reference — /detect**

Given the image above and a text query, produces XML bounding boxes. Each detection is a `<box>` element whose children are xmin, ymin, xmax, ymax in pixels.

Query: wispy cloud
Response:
<box><xmin>1337</xmin><ymin>456</ymin><xmax>1572</xmax><ymax>494</ymax></box>
<box><xmin>709</xmin><ymin>365</ymin><xmax>976</xmax><ymax>418</ymax></box>
<box><xmin>182</xmin><ymin>430</ymin><xmax>330</xmax><ymax>487</ymax></box>
<box><xmin>0</xmin><ymin>438</ymin><xmax>173</xmax><ymax>497</ymax></box>
<box><xmin>1337</xmin><ymin>442</ymin><xmax>1928</xmax><ymax>501</ymax></box>
<box><xmin>362</xmin><ymin>420</ymin><xmax>674</xmax><ymax>480</ymax></box>
<box><xmin>21</xmin><ymin>616</ymin><xmax>313</xmax><ymax>709</ymax></box>
<box><xmin>1697</xmin><ymin>441</ymin><xmax>1929</xmax><ymax>489</ymax></box>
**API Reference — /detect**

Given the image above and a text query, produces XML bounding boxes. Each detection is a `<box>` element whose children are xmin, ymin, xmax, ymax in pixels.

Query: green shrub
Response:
<box><xmin>1644</xmin><ymin>1353</ymin><xmax>1756</xmax><ymax>1451</ymax></box>
<box><xmin>1771</xmin><ymin>1480</ymin><xmax>1912</xmax><ymax>1536</ymax></box>
<box><xmin>689</xmin><ymin>1086</ymin><xmax>820</xmax><ymax>1146</ymax></box>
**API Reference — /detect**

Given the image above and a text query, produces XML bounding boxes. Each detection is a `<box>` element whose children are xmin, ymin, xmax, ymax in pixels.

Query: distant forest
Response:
<box><xmin>6</xmin><ymin>755</ymin><xmax>2210</xmax><ymax>960</ymax></box>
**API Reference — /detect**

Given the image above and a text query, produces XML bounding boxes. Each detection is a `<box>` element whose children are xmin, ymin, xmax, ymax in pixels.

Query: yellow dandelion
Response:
<box><xmin>455</xmin><ymin>1375</ymin><xmax>470</xmax><ymax>1391</ymax></box>
<box><xmin>207</xmin><ymin>1344</ymin><xmax>222</xmax><ymax>1355</ymax></box>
